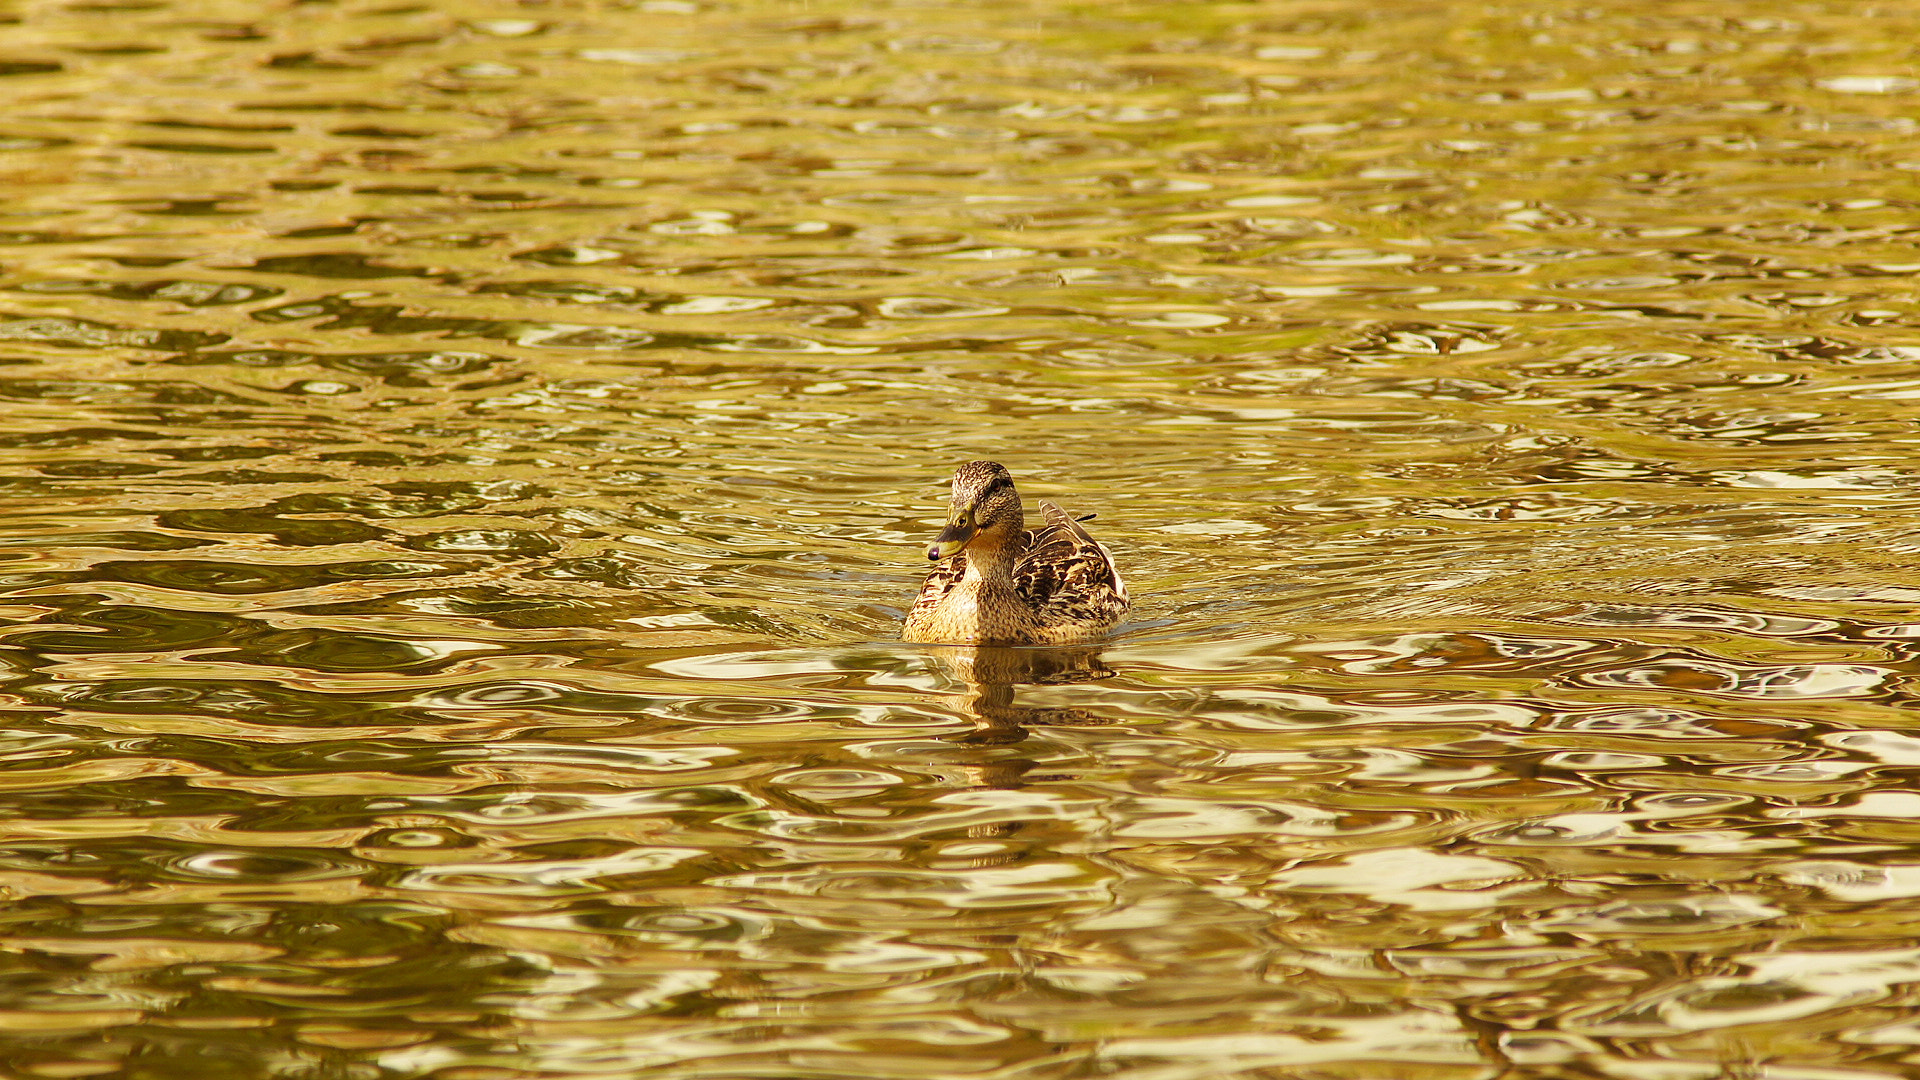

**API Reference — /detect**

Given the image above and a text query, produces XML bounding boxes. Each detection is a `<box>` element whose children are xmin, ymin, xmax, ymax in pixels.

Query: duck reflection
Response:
<box><xmin>922</xmin><ymin>644</ymin><xmax>1115</xmax><ymax>746</ymax></box>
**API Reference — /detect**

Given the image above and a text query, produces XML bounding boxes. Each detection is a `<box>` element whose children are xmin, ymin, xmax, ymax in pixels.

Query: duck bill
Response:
<box><xmin>927</xmin><ymin>518</ymin><xmax>976</xmax><ymax>561</ymax></box>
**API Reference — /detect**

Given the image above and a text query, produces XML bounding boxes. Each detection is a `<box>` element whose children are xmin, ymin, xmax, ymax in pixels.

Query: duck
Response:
<box><xmin>903</xmin><ymin>460</ymin><xmax>1129</xmax><ymax>645</ymax></box>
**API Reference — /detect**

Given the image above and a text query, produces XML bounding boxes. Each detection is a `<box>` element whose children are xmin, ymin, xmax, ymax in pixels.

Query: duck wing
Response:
<box><xmin>1014</xmin><ymin>501</ymin><xmax>1128</xmax><ymax>626</ymax></box>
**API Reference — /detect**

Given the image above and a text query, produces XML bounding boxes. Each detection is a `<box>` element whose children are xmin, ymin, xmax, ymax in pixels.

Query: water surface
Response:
<box><xmin>4</xmin><ymin>1</ymin><xmax>1920</xmax><ymax>1077</ymax></box>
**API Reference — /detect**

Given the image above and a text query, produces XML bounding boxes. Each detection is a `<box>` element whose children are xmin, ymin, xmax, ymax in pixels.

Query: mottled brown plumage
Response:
<box><xmin>903</xmin><ymin>461</ymin><xmax>1128</xmax><ymax>645</ymax></box>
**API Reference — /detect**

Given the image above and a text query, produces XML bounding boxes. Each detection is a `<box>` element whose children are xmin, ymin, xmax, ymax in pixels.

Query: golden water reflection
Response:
<box><xmin>7</xmin><ymin>0</ymin><xmax>1920</xmax><ymax>1076</ymax></box>
<box><xmin>924</xmin><ymin>645</ymin><xmax>1117</xmax><ymax>745</ymax></box>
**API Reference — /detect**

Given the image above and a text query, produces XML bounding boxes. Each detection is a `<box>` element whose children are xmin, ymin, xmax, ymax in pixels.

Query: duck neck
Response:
<box><xmin>960</xmin><ymin>534</ymin><xmax>1020</xmax><ymax>592</ymax></box>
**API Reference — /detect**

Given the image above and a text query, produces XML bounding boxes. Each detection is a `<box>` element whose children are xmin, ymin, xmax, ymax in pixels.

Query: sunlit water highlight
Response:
<box><xmin>3</xmin><ymin>1</ymin><xmax>1920</xmax><ymax>1077</ymax></box>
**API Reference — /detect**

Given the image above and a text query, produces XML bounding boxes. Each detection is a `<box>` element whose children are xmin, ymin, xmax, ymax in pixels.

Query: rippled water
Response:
<box><xmin>6</xmin><ymin>0</ymin><xmax>1920</xmax><ymax>1076</ymax></box>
